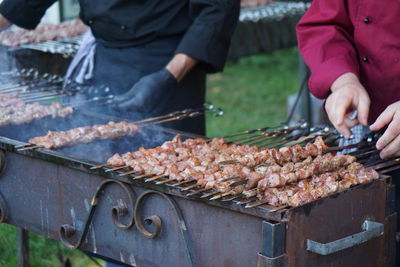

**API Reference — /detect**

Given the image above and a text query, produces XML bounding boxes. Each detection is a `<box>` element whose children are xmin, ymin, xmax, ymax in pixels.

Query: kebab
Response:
<box><xmin>259</xmin><ymin>163</ymin><xmax>379</xmax><ymax>207</ymax></box>
<box><xmin>107</xmin><ymin>135</ymin><xmax>337</xmax><ymax>192</ymax></box>
<box><xmin>29</xmin><ymin>121</ymin><xmax>139</xmax><ymax>149</ymax></box>
<box><xmin>0</xmin><ymin>102</ymin><xmax>73</xmax><ymax>127</ymax></box>
<box><xmin>106</xmin><ymin>134</ymin><xmax>379</xmax><ymax>207</ymax></box>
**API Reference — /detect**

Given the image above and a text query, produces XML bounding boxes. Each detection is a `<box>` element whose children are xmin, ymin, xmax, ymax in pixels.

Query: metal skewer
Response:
<box><xmin>181</xmin><ymin>184</ymin><xmax>199</xmax><ymax>191</ymax></box>
<box><xmin>209</xmin><ymin>192</ymin><xmax>234</xmax><ymax>200</ymax></box>
<box><xmin>17</xmin><ymin>145</ymin><xmax>42</xmax><ymax>151</ymax></box>
<box><xmin>173</xmin><ymin>180</ymin><xmax>196</xmax><ymax>186</ymax></box>
<box><xmin>200</xmin><ymin>191</ymin><xmax>219</xmax><ymax>199</ymax></box>
<box><xmin>90</xmin><ymin>163</ymin><xmax>112</xmax><ymax>170</ymax></box>
<box><xmin>145</xmin><ymin>175</ymin><xmax>167</xmax><ymax>182</ymax></box>
<box><xmin>186</xmin><ymin>188</ymin><xmax>211</xmax><ymax>196</ymax></box>
<box><xmin>105</xmin><ymin>165</ymin><xmax>128</xmax><ymax>172</ymax></box>
<box><xmin>156</xmin><ymin>178</ymin><xmax>176</xmax><ymax>185</ymax></box>
<box><xmin>120</xmin><ymin>170</ymin><xmax>142</xmax><ymax>177</ymax></box>
<box><xmin>245</xmin><ymin>199</ymin><xmax>270</xmax><ymax>208</ymax></box>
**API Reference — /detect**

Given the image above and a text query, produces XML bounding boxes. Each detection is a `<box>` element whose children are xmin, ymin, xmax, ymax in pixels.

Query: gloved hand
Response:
<box><xmin>113</xmin><ymin>68</ymin><xmax>177</xmax><ymax>113</ymax></box>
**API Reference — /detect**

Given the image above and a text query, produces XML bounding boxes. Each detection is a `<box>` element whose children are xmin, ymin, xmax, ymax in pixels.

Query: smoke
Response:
<box><xmin>0</xmin><ymin>47</ymin><xmax>199</xmax><ymax>164</ymax></box>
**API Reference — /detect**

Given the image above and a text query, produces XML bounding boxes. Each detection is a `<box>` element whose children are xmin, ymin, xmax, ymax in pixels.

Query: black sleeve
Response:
<box><xmin>175</xmin><ymin>0</ymin><xmax>240</xmax><ymax>73</ymax></box>
<box><xmin>0</xmin><ymin>0</ymin><xmax>57</xmax><ymax>29</ymax></box>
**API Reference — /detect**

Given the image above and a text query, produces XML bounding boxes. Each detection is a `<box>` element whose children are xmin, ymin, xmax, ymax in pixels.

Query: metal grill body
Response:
<box><xmin>0</xmin><ymin>131</ymin><xmax>396</xmax><ymax>266</ymax></box>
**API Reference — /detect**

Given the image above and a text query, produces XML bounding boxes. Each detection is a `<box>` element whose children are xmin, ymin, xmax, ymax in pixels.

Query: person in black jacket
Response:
<box><xmin>0</xmin><ymin>0</ymin><xmax>240</xmax><ymax>135</ymax></box>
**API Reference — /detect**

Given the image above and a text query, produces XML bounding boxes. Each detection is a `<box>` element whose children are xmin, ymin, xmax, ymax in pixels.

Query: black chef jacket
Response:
<box><xmin>0</xmin><ymin>0</ymin><xmax>240</xmax><ymax>73</ymax></box>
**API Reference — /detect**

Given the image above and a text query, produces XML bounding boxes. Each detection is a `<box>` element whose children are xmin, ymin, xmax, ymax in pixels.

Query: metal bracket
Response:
<box><xmin>306</xmin><ymin>220</ymin><xmax>384</xmax><ymax>255</ymax></box>
<box><xmin>257</xmin><ymin>252</ymin><xmax>288</xmax><ymax>267</ymax></box>
<box><xmin>262</xmin><ymin>221</ymin><xmax>286</xmax><ymax>258</ymax></box>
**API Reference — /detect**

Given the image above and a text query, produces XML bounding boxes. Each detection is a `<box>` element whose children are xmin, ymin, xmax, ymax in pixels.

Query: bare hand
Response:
<box><xmin>325</xmin><ymin>73</ymin><xmax>370</xmax><ymax>138</ymax></box>
<box><xmin>370</xmin><ymin>101</ymin><xmax>400</xmax><ymax>159</ymax></box>
<box><xmin>0</xmin><ymin>14</ymin><xmax>11</xmax><ymax>30</ymax></box>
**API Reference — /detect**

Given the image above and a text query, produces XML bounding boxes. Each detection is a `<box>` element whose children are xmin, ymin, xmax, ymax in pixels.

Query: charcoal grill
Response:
<box><xmin>0</xmin><ymin>112</ymin><xmax>398</xmax><ymax>266</ymax></box>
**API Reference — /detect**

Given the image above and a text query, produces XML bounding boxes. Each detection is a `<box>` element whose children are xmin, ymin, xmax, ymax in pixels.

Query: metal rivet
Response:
<box><xmin>362</xmin><ymin>57</ymin><xmax>369</xmax><ymax>63</ymax></box>
<box><xmin>363</xmin><ymin>17</ymin><xmax>370</xmax><ymax>24</ymax></box>
<box><xmin>120</xmin><ymin>25</ymin><xmax>127</xmax><ymax>30</ymax></box>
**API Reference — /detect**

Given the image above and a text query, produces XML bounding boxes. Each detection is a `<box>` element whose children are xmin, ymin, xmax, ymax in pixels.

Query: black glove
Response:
<box><xmin>113</xmin><ymin>68</ymin><xmax>177</xmax><ymax>113</ymax></box>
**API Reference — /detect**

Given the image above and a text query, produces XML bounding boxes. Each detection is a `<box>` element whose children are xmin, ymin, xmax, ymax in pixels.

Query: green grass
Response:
<box><xmin>0</xmin><ymin>47</ymin><xmax>299</xmax><ymax>266</ymax></box>
<box><xmin>0</xmin><ymin>224</ymin><xmax>102</xmax><ymax>267</ymax></box>
<box><xmin>206</xmin><ymin>47</ymin><xmax>299</xmax><ymax>137</ymax></box>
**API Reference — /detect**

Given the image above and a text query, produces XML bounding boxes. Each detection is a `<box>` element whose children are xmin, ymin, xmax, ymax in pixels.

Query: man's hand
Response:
<box><xmin>370</xmin><ymin>101</ymin><xmax>400</xmax><ymax>159</ymax></box>
<box><xmin>113</xmin><ymin>68</ymin><xmax>177</xmax><ymax>112</ymax></box>
<box><xmin>0</xmin><ymin>14</ymin><xmax>11</xmax><ymax>31</ymax></box>
<box><xmin>325</xmin><ymin>72</ymin><xmax>371</xmax><ymax>138</ymax></box>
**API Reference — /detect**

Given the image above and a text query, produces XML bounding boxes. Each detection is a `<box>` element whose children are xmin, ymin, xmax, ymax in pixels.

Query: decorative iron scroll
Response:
<box><xmin>59</xmin><ymin>180</ymin><xmax>196</xmax><ymax>267</ymax></box>
<box><xmin>0</xmin><ymin>191</ymin><xmax>8</xmax><ymax>223</ymax></box>
<box><xmin>59</xmin><ymin>179</ymin><xmax>136</xmax><ymax>249</ymax></box>
<box><xmin>134</xmin><ymin>191</ymin><xmax>197</xmax><ymax>267</ymax></box>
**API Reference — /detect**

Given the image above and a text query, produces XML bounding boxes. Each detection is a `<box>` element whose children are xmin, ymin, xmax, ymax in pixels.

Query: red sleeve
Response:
<box><xmin>296</xmin><ymin>0</ymin><xmax>360</xmax><ymax>99</ymax></box>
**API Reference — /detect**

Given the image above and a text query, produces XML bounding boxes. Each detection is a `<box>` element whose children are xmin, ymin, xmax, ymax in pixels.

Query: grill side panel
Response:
<box><xmin>0</xmin><ymin>152</ymin><xmax>265</xmax><ymax>267</ymax></box>
<box><xmin>285</xmin><ymin>177</ymin><xmax>393</xmax><ymax>267</ymax></box>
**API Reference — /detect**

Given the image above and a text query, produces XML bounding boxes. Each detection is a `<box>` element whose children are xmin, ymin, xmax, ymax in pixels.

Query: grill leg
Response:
<box><xmin>17</xmin><ymin>228</ymin><xmax>30</xmax><ymax>267</ymax></box>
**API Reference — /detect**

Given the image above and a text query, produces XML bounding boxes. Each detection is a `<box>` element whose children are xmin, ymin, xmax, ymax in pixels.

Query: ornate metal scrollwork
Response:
<box><xmin>0</xmin><ymin>191</ymin><xmax>8</xmax><ymax>223</ymax></box>
<box><xmin>134</xmin><ymin>191</ymin><xmax>196</xmax><ymax>267</ymax></box>
<box><xmin>59</xmin><ymin>179</ymin><xmax>136</xmax><ymax>249</ymax></box>
<box><xmin>59</xmin><ymin>182</ymin><xmax>196</xmax><ymax>266</ymax></box>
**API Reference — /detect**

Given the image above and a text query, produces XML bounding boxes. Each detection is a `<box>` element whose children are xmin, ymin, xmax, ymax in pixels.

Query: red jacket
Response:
<box><xmin>296</xmin><ymin>0</ymin><xmax>400</xmax><ymax>123</ymax></box>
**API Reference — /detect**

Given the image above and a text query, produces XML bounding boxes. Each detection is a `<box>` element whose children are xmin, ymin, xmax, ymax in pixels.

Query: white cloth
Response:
<box><xmin>64</xmin><ymin>29</ymin><xmax>96</xmax><ymax>85</ymax></box>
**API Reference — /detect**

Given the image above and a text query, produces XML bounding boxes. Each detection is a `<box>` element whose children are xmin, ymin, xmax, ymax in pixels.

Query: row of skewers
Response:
<box><xmin>101</xmin><ymin>134</ymin><xmax>379</xmax><ymax>208</ymax></box>
<box><xmin>0</xmin><ymin>93</ymin><xmax>73</xmax><ymax>127</ymax></box>
<box><xmin>0</xmin><ymin>19</ymin><xmax>87</xmax><ymax>47</ymax></box>
<box><xmin>18</xmin><ymin>106</ymin><xmax>222</xmax><ymax>150</ymax></box>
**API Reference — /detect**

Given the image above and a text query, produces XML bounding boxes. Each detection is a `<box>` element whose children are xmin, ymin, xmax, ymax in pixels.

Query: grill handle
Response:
<box><xmin>306</xmin><ymin>220</ymin><xmax>384</xmax><ymax>255</ymax></box>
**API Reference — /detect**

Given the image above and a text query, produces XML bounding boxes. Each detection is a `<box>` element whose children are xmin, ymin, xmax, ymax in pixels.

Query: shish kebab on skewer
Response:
<box><xmin>106</xmin><ymin>135</ymin><xmax>379</xmax><ymax>207</ymax></box>
<box><xmin>27</xmin><ymin>108</ymin><xmax>214</xmax><ymax>149</ymax></box>
<box><xmin>29</xmin><ymin>121</ymin><xmax>139</xmax><ymax>149</ymax></box>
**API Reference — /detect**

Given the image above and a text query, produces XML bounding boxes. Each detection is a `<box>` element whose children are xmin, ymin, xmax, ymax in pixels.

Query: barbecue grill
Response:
<box><xmin>0</xmin><ymin>104</ymin><xmax>397</xmax><ymax>266</ymax></box>
<box><xmin>0</xmin><ymin>4</ymin><xmax>398</xmax><ymax>265</ymax></box>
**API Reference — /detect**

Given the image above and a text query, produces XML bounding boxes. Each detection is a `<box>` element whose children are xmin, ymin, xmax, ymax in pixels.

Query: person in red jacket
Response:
<box><xmin>296</xmin><ymin>0</ymin><xmax>400</xmax><ymax>159</ymax></box>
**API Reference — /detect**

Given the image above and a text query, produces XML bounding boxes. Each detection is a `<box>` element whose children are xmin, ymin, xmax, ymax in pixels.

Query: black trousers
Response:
<box><xmin>88</xmin><ymin>37</ymin><xmax>206</xmax><ymax>136</ymax></box>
